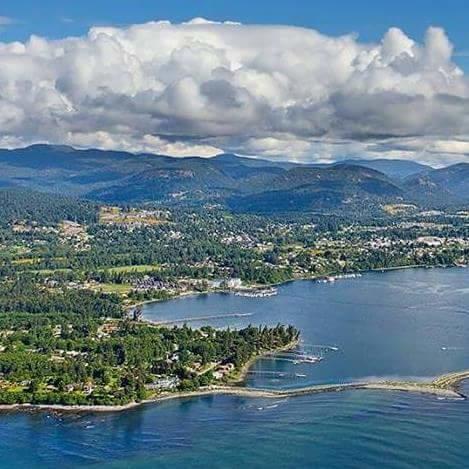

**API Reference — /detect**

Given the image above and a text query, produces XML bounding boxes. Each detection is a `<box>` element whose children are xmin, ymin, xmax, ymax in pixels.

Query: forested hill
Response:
<box><xmin>403</xmin><ymin>163</ymin><xmax>469</xmax><ymax>205</ymax></box>
<box><xmin>0</xmin><ymin>145</ymin><xmax>467</xmax><ymax>212</ymax></box>
<box><xmin>0</xmin><ymin>189</ymin><xmax>98</xmax><ymax>226</ymax></box>
<box><xmin>227</xmin><ymin>165</ymin><xmax>404</xmax><ymax>213</ymax></box>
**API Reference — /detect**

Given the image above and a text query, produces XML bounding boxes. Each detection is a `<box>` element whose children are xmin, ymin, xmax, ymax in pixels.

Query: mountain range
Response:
<box><xmin>0</xmin><ymin>145</ymin><xmax>467</xmax><ymax>213</ymax></box>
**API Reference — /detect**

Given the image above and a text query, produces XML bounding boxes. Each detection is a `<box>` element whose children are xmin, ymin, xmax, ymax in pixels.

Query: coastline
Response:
<box><xmin>3</xmin><ymin>265</ymin><xmax>466</xmax><ymax>415</ymax></box>
<box><xmin>0</xmin><ymin>370</ymin><xmax>467</xmax><ymax>414</ymax></box>
<box><xmin>226</xmin><ymin>338</ymin><xmax>301</xmax><ymax>386</ymax></box>
<box><xmin>128</xmin><ymin>263</ymin><xmax>466</xmax><ymax>311</ymax></box>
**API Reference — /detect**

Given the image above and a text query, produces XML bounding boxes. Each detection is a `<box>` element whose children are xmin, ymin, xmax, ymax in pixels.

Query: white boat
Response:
<box><xmin>302</xmin><ymin>356</ymin><xmax>323</xmax><ymax>364</ymax></box>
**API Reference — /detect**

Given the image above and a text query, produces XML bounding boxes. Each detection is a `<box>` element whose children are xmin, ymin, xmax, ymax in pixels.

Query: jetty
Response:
<box><xmin>432</xmin><ymin>370</ymin><xmax>469</xmax><ymax>388</ymax></box>
<box><xmin>149</xmin><ymin>312</ymin><xmax>253</xmax><ymax>325</ymax></box>
<box><xmin>165</xmin><ymin>369</ymin><xmax>469</xmax><ymax>403</ymax></box>
<box><xmin>202</xmin><ymin>375</ymin><xmax>467</xmax><ymax>401</ymax></box>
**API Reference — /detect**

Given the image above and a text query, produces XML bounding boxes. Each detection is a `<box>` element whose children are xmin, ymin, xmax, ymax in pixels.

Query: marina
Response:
<box><xmin>316</xmin><ymin>273</ymin><xmax>362</xmax><ymax>283</ymax></box>
<box><xmin>143</xmin><ymin>268</ymin><xmax>469</xmax><ymax>388</ymax></box>
<box><xmin>234</xmin><ymin>287</ymin><xmax>278</xmax><ymax>298</ymax></box>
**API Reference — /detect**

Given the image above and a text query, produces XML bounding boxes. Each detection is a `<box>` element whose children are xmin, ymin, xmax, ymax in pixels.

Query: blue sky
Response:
<box><xmin>1</xmin><ymin>0</ymin><xmax>468</xmax><ymax>69</ymax></box>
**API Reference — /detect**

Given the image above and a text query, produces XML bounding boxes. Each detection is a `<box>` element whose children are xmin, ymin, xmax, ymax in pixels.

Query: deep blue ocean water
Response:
<box><xmin>1</xmin><ymin>268</ymin><xmax>468</xmax><ymax>468</ymax></box>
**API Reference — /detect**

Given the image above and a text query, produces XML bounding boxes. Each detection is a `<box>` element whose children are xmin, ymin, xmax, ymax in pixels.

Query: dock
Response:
<box><xmin>149</xmin><ymin>312</ymin><xmax>253</xmax><ymax>325</ymax></box>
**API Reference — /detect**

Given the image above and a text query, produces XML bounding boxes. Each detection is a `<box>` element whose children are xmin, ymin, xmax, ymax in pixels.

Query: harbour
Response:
<box><xmin>2</xmin><ymin>268</ymin><xmax>469</xmax><ymax>467</ymax></box>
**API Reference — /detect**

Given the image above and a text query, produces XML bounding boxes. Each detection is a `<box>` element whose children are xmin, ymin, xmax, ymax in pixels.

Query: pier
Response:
<box><xmin>150</xmin><ymin>312</ymin><xmax>253</xmax><ymax>325</ymax></box>
<box><xmin>209</xmin><ymin>376</ymin><xmax>468</xmax><ymax>400</ymax></box>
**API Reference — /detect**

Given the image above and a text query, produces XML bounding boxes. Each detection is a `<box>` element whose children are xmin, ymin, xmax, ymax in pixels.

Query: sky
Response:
<box><xmin>0</xmin><ymin>0</ymin><xmax>468</xmax><ymax>165</ymax></box>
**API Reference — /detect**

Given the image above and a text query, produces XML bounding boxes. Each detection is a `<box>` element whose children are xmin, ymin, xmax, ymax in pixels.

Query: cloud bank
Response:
<box><xmin>0</xmin><ymin>18</ymin><xmax>468</xmax><ymax>165</ymax></box>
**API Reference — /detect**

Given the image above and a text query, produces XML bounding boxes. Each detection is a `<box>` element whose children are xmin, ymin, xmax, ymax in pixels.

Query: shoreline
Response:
<box><xmin>3</xmin><ymin>266</ymin><xmax>466</xmax><ymax>415</ymax></box>
<box><xmin>0</xmin><ymin>370</ymin><xmax>467</xmax><ymax>414</ymax></box>
<box><xmin>132</xmin><ymin>264</ymin><xmax>467</xmax><ymax>331</ymax></box>
<box><xmin>129</xmin><ymin>263</ymin><xmax>466</xmax><ymax>311</ymax></box>
<box><xmin>226</xmin><ymin>338</ymin><xmax>301</xmax><ymax>386</ymax></box>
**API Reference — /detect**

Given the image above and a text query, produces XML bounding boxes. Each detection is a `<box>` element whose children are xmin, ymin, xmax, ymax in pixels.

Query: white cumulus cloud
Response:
<box><xmin>0</xmin><ymin>19</ymin><xmax>468</xmax><ymax>164</ymax></box>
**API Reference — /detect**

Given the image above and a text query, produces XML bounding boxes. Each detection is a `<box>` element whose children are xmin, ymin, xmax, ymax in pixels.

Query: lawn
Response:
<box><xmin>105</xmin><ymin>264</ymin><xmax>159</xmax><ymax>274</ymax></box>
<box><xmin>94</xmin><ymin>283</ymin><xmax>133</xmax><ymax>294</ymax></box>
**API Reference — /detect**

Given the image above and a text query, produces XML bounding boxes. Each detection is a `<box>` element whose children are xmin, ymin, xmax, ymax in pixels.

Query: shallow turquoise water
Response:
<box><xmin>1</xmin><ymin>268</ymin><xmax>468</xmax><ymax>468</ymax></box>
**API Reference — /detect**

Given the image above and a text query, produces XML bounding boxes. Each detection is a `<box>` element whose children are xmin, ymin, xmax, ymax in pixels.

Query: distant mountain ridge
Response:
<box><xmin>336</xmin><ymin>158</ymin><xmax>432</xmax><ymax>179</ymax></box>
<box><xmin>0</xmin><ymin>145</ymin><xmax>467</xmax><ymax>213</ymax></box>
<box><xmin>403</xmin><ymin>163</ymin><xmax>469</xmax><ymax>204</ymax></box>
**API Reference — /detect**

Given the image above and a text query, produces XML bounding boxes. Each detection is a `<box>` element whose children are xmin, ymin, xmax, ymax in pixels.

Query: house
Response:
<box><xmin>226</xmin><ymin>278</ymin><xmax>242</xmax><ymax>289</ymax></box>
<box><xmin>213</xmin><ymin>363</ymin><xmax>235</xmax><ymax>380</ymax></box>
<box><xmin>417</xmin><ymin>236</ymin><xmax>444</xmax><ymax>247</ymax></box>
<box><xmin>83</xmin><ymin>384</ymin><xmax>94</xmax><ymax>395</ymax></box>
<box><xmin>209</xmin><ymin>279</ymin><xmax>223</xmax><ymax>288</ymax></box>
<box><xmin>146</xmin><ymin>376</ymin><xmax>180</xmax><ymax>391</ymax></box>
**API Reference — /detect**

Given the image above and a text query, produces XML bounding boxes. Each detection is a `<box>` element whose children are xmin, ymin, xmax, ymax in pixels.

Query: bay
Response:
<box><xmin>1</xmin><ymin>268</ymin><xmax>468</xmax><ymax>468</ymax></box>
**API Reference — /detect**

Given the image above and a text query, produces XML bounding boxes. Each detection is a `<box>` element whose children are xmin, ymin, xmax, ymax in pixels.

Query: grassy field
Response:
<box><xmin>93</xmin><ymin>283</ymin><xmax>133</xmax><ymax>294</ymax></box>
<box><xmin>99</xmin><ymin>207</ymin><xmax>168</xmax><ymax>226</ymax></box>
<box><xmin>11</xmin><ymin>258</ymin><xmax>38</xmax><ymax>265</ymax></box>
<box><xmin>26</xmin><ymin>264</ymin><xmax>158</xmax><ymax>275</ymax></box>
<box><xmin>105</xmin><ymin>264</ymin><xmax>159</xmax><ymax>274</ymax></box>
<box><xmin>31</xmin><ymin>268</ymin><xmax>73</xmax><ymax>275</ymax></box>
